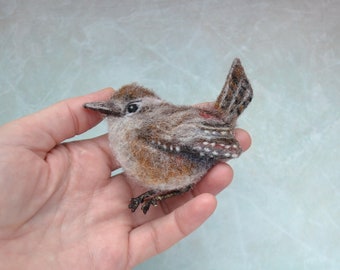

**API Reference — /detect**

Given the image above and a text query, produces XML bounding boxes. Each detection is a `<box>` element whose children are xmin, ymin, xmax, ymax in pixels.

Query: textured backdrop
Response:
<box><xmin>1</xmin><ymin>0</ymin><xmax>339</xmax><ymax>269</ymax></box>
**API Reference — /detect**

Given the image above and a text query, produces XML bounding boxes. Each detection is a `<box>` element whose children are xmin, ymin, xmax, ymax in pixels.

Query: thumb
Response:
<box><xmin>0</xmin><ymin>88</ymin><xmax>114</xmax><ymax>156</ymax></box>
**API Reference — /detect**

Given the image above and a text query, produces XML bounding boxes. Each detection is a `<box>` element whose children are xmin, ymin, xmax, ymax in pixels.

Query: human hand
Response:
<box><xmin>0</xmin><ymin>88</ymin><xmax>251</xmax><ymax>269</ymax></box>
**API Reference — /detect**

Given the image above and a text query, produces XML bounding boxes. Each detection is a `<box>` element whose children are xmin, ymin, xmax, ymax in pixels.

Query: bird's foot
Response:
<box><xmin>128</xmin><ymin>185</ymin><xmax>193</xmax><ymax>214</ymax></box>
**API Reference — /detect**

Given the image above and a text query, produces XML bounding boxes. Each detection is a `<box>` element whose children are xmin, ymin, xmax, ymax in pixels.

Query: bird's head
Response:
<box><xmin>84</xmin><ymin>83</ymin><xmax>163</xmax><ymax>118</ymax></box>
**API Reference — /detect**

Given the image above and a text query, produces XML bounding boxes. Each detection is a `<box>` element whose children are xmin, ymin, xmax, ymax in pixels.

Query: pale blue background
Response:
<box><xmin>1</xmin><ymin>0</ymin><xmax>339</xmax><ymax>269</ymax></box>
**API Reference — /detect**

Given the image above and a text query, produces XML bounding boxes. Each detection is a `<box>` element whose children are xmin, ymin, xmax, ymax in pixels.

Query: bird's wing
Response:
<box><xmin>138</xmin><ymin>115</ymin><xmax>242</xmax><ymax>161</ymax></box>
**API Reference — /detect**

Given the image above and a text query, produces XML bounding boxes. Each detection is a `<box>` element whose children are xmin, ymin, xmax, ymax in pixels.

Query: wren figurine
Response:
<box><xmin>84</xmin><ymin>58</ymin><xmax>253</xmax><ymax>214</ymax></box>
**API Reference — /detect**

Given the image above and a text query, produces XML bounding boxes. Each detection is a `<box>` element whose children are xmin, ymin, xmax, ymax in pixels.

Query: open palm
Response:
<box><xmin>0</xmin><ymin>88</ymin><xmax>251</xmax><ymax>270</ymax></box>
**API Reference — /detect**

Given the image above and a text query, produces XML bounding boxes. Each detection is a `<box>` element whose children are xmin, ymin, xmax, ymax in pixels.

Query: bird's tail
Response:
<box><xmin>214</xmin><ymin>58</ymin><xmax>253</xmax><ymax>123</ymax></box>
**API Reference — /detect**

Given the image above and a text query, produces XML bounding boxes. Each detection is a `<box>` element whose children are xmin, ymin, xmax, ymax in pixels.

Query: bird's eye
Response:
<box><xmin>126</xmin><ymin>103</ymin><xmax>139</xmax><ymax>114</ymax></box>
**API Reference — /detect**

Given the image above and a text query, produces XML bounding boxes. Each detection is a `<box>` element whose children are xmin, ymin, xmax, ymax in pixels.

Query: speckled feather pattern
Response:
<box><xmin>85</xmin><ymin>58</ymin><xmax>253</xmax><ymax>191</ymax></box>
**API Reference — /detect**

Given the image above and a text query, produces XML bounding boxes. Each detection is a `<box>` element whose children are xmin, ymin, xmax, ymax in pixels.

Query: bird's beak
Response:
<box><xmin>83</xmin><ymin>101</ymin><xmax>122</xmax><ymax>117</ymax></box>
